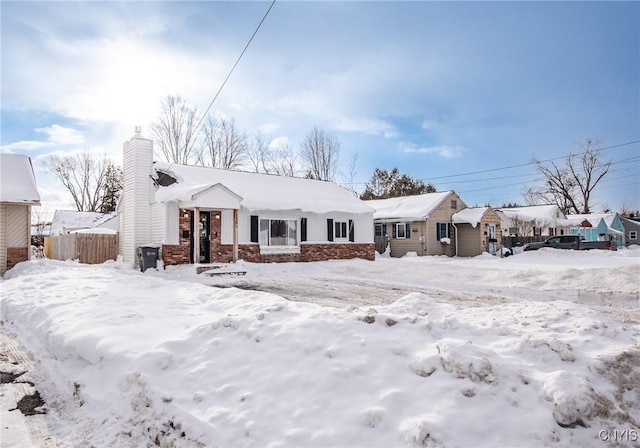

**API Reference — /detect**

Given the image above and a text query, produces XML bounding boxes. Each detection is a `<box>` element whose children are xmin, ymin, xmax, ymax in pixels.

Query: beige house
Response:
<box><xmin>366</xmin><ymin>191</ymin><xmax>466</xmax><ymax>257</ymax></box>
<box><xmin>452</xmin><ymin>207</ymin><xmax>502</xmax><ymax>256</ymax></box>
<box><xmin>0</xmin><ymin>154</ymin><xmax>41</xmax><ymax>275</ymax></box>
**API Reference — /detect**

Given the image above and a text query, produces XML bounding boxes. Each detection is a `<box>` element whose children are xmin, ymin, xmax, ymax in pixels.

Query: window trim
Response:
<box><xmin>259</xmin><ymin>218</ymin><xmax>299</xmax><ymax>247</ymax></box>
<box><xmin>437</xmin><ymin>222</ymin><xmax>450</xmax><ymax>240</ymax></box>
<box><xmin>395</xmin><ymin>223</ymin><xmax>407</xmax><ymax>239</ymax></box>
<box><xmin>334</xmin><ymin>220</ymin><xmax>349</xmax><ymax>241</ymax></box>
<box><xmin>629</xmin><ymin>230</ymin><xmax>637</xmax><ymax>240</ymax></box>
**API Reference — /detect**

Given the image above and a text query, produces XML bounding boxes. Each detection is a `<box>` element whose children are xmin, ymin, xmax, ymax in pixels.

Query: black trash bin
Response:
<box><xmin>137</xmin><ymin>246</ymin><xmax>159</xmax><ymax>272</ymax></box>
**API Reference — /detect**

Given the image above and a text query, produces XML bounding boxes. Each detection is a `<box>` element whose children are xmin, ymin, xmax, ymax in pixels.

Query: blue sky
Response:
<box><xmin>1</xmin><ymin>1</ymin><xmax>639</xmax><ymax>215</ymax></box>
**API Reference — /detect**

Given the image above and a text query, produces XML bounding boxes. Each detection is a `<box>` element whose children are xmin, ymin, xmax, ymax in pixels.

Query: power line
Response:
<box><xmin>419</xmin><ymin>140</ymin><xmax>639</xmax><ymax>182</ymax></box>
<box><xmin>350</xmin><ymin>139</ymin><xmax>639</xmax><ymax>186</ymax></box>
<box><xmin>193</xmin><ymin>0</ymin><xmax>277</xmax><ymax>135</ymax></box>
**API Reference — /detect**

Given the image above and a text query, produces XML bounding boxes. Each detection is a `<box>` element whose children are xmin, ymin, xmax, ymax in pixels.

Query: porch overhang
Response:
<box><xmin>172</xmin><ymin>183</ymin><xmax>243</xmax><ymax>210</ymax></box>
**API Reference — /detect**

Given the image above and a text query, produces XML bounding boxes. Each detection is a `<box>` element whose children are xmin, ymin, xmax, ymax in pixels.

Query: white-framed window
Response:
<box><xmin>629</xmin><ymin>231</ymin><xmax>637</xmax><ymax>240</ymax></box>
<box><xmin>334</xmin><ymin>221</ymin><xmax>349</xmax><ymax>241</ymax></box>
<box><xmin>436</xmin><ymin>222</ymin><xmax>450</xmax><ymax>240</ymax></box>
<box><xmin>396</xmin><ymin>223</ymin><xmax>407</xmax><ymax>239</ymax></box>
<box><xmin>259</xmin><ymin>219</ymin><xmax>298</xmax><ymax>246</ymax></box>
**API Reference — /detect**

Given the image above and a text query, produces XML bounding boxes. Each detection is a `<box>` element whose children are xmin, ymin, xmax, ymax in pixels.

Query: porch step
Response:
<box><xmin>196</xmin><ymin>264</ymin><xmax>247</xmax><ymax>277</ymax></box>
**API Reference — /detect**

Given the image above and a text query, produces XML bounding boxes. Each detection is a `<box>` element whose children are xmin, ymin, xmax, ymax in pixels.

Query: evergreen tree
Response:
<box><xmin>99</xmin><ymin>162</ymin><xmax>123</xmax><ymax>213</ymax></box>
<box><xmin>360</xmin><ymin>167</ymin><xmax>436</xmax><ymax>200</ymax></box>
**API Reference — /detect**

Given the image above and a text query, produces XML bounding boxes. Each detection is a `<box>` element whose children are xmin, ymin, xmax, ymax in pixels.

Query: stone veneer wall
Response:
<box><xmin>162</xmin><ymin>210</ymin><xmax>191</xmax><ymax>266</ymax></box>
<box><xmin>6</xmin><ymin>247</ymin><xmax>28</xmax><ymax>271</ymax></box>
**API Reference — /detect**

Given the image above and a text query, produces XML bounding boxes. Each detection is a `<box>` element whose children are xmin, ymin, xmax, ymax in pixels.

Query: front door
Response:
<box><xmin>199</xmin><ymin>211</ymin><xmax>211</xmax><ymax>263</ymax></box>
<box><xmin>487</xmin><ymin>224</ymin><xmax>496</xmax><ymax>255</ymax></box>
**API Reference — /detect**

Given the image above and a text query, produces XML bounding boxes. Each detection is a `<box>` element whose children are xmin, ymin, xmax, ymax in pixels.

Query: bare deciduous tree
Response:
<box><xmin>340</xmin><ymin>152</ymin><xmax>359</xmax><ymax>196</ymax></box>
<box><xmin>270</xmin><ymin>140</ymin><xmax>298</xmax><ymax>177</ymax></box>
<box><xmin>31</xmin><ymin>206</ymin><xmax>51</xmax><ymax>238</ymax></box>
<box><xmin>45</xmin><ymin>151</ymin><xmax>115</xmax><ymax>212</ymax></box>
<box><xmin>247</xmin><ymin>132</ymin><xmax>272</xmax><ymax>173</ymax></box>
<box><xmin>248</xmin><ymin>133</ymin><xmax>299</xmax><ymax>176</ymax></box>
<box><xmin>151</xmin><ymin>95</ymin><xmax>200</xmax><ymax>165</ymax></box>
<box><xmin>201</xmin><ymin>117</ymin><xmax>248</xmax><ymax>169</ymax></box>
<box><xmin>524</xmin><ymin>139</ymin><xmax>611</xmax><ymax>214</ymax></box>
<box><xmin>299</xmin><ymin>127</ymin><xmax>341</xmax><ymax>181</ymax></box>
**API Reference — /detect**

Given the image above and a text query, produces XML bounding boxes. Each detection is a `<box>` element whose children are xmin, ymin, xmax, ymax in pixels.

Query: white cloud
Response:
<box><xmin>401</xmin><ymin>142</ymin><xmax>465</xmax><ymax>159</ymax></box>
<box><xmin>267</xmin><ymin>136</ymin><xmax>290</xmax><ymax>150</ymax></box>
<box><xmin>333</xmin><ymin>117</ymin><xmax>399</xmax><ymax>138</ymax></box>
<box><xmin>0</xmin><ymin>141</ymin><xmax>52</xmax><ymax>153</ymax></box>
<box><xmin>36</xmin><ymin>125</ymin><xmax>85</xmax><ymax>145</ymax></box>
<box><xmin>0</xmin><ymin>125</ymin><xmax>85</xmax><ymax>153</ymax></box>
<box><xmin>258</xmin><ymin>123</ymin><xmax>280</xmax><ymax>134</ymax></box>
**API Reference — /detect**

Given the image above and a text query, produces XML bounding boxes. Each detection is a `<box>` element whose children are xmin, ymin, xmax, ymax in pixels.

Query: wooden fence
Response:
<box><xmin>501</xmin><ymin>236</ymin><xmax>546</xmax><ymax>248</ymax></box>
<box><xmin>44</xmin><ymin>233</ymin><xmax>119</xmax><ymax>264</ymax></box>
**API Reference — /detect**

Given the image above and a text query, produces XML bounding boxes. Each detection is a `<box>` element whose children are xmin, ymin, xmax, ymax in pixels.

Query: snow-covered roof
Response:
<box><xmin>452</xmin><ymin>207</ymin><xmax>490</xmax><ymax>228</ymax></box>
<box><xmin>51</xmin><ymin>211</ymin><xmax>117</xmax><ymax>235</ymax></box>
<box><xmin>566</xmin><ymin>213</ymin><xmax>617</xmax><ymax>228</ymax></box>
<box><xmin>496</xmin><ymin>205</ymin><xmax>565</xmax><ymax>227</ymax></box>
<box><xmin>153</xmin><ymin>162</ymin><xmax>373</xmax><ymax>214</ymax></box>
<box><xmin>365</xmin><ymin>191</ymin><xmax>454</xmax><ymax>220</ymax></box>
<box><xmin>0</xmin><ymin>154</ymin><xmax>40</xmax><ymax>204</ymax></box>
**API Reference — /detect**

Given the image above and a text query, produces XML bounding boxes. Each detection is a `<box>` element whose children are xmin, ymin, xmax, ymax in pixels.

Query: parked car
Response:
<box><xmin>523</xmin><ymin>235</ymin><xmax>617</xmax><ymax>251</ymax></box>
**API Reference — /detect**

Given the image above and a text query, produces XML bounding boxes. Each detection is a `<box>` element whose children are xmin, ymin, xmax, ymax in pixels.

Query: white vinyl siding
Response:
<box><xmin>221</xmin><ymin>209</ymin><xmax>234</xmax><ymax>244</ymax></box>
<box><xmin>151</xmin><ymin>202</ymin><xmax>167</xmax><ymax>244</ymax></box>
<box><xmin>122</xmin><ymin>134</ymin><xmax>153</xmax><ymax>263</ymax></box>
<box><xmin>5</xmin><ymin>205</ymin><xmax>28</xmax><ymax>246</ymax></box>
<box><xmin>241</xmin><ymin>209</ymin><xmax>373</xmax><ymax>245</ymax></box>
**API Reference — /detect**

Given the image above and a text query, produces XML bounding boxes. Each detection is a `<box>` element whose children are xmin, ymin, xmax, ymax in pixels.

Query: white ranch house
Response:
<box><xmin>118</xmin><ymin>128</ymin><xmax>375</xmax><ymax>266</ymax></box>
<box><xmin>496</xmin><ymin>205</ymin><xmax>570</xmax><ymax>237</ymax></box>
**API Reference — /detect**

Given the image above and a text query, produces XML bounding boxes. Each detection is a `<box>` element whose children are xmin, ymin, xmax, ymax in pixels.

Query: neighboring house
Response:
<box><xmin>566</xmin><ymin>213</ymin><xmax>626</xmax><ymax>247</ymax></box>
<box><xmin>365</xmin><ymin>191</ymin><xmax>465</xmax><ymax>257</ymax></box>
<box><xmin>496</xmin><ymin>205</ymin><xmax>570</xmax><ymax>237</ymax></box>
<box><xmin>0</xmin><ymin>154</ymin><xmax>41</xmax><ymax>276</ymax></box>
<box><xmin>118</xmin><ymin>128</ymin><xmax>375</xmax><ymax>266</ymax></box>
<box><xmin>50</xmin><ymin>210</ymin><xmax>119</xmax><ymax>236</ymax></box>
<box><xmin>620</xmin><ymin>216</ymin><xmax>640</xmax><ymax>246</ymax></box>
<box><xmin>451</xmin><ymin>207</ymin><xmax>502</xmax><ymax>256</ymax></box>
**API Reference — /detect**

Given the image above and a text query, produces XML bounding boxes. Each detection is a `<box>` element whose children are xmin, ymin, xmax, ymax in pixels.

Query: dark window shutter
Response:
<box><xmin>250</xmin><ymin>215</ymin><xmax>259</xmax><ymax>243</ymax></box>
<box><xmin>348</xmin><ymin>219</ymin><xmax>354</xmax><ymax>242</ymax></box>
<box><xmin>382</xmin><ymin>224</ymin><xmax>387</xmax><ymax>235</ymax></box>
<box><xmin>436</xmin><ymin>223</ymin><xmax>441</xmax><ymax>240</ymax></box>
<box><xmin>392</xmin><ymin>224</ymin><xmax>397</xmax><ymax>239</ymax></box>
<box><xmin>406</xmin><ymin>223</ymin><xmax>410</xmax><ymax>239</ymax></box>
<box><xmin>301</xmin><ymin>218</ymin><xmax>307</xmax><ymax>242</ymax></box>
<box><xmin>327</xmin><ymin>219</ymin><xmax>334</xmax><ymax>242</ymax></box>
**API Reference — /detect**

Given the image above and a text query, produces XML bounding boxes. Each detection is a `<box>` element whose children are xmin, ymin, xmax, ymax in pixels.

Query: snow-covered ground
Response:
<box><xmin>1</xmin><ymin>248</ymin><xmax>639</xmax><ymax>447</ymax></box>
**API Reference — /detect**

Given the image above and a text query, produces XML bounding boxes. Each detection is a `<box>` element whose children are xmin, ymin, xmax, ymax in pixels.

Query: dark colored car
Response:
<box><xmin>523</xmin><ymin>235</ymin><xmax>616</xmax><ymax>251</ymax></box>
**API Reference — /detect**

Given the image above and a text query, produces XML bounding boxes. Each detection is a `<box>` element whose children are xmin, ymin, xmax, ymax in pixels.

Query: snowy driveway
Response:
<box><xmin>169</xmin><ymin>249</ymin><xmax>640</xmax><ymax>319</ymax></box>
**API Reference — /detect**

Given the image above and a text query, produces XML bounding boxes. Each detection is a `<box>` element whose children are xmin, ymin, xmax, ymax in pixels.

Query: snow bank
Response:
<box><xmin>1</xmin><ymin>256</ymin><xmax>639</xmax><ymax>447</ymax></box>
